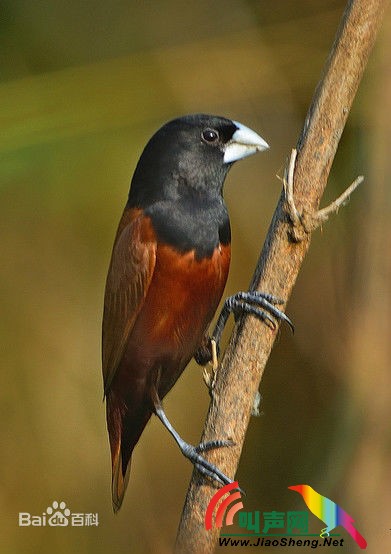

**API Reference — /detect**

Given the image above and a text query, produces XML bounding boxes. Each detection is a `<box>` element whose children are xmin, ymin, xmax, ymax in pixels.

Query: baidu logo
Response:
<box><xmin>18</xmin><ymin>500</ymin><xmax>99</xmax><ymax>527</ymax></box>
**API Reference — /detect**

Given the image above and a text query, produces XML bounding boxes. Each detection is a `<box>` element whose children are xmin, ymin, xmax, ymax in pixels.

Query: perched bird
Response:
<box><xmin>102</xmin><ymin>114</ymin><xmax>289</xmax><ymax>512</ymax></box>
<box><xmin>288</xmin><ymin>484</ymin><xmax>367</xmax><ymax>549</ymax></box>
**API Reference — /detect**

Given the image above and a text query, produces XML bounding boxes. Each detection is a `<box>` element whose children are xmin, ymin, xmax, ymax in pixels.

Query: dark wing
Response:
<box><xmin>102</xmin><ymin>208</ymin><xmax>156</xmax><ymax>394</ymax></box>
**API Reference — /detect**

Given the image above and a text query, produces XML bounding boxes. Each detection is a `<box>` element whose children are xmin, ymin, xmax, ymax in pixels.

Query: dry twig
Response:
<box><xmin>284</xmin><ymin>148</ymin><xmax>364</xmax><ymax>241</ymax></box>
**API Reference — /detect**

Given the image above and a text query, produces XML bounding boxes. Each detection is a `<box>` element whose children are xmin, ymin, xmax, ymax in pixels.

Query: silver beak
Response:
<box><xmin>223</xmin><ymin>121</ymin><xmax>269</xmax><ymax>164</ymax></box>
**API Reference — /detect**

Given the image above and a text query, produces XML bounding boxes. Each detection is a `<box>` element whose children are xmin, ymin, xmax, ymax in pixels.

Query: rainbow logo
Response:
<box><xmin>204</xmin><ymin>482</ymin><xmax>243</xmax><ymax>530</ymax></box>
<box><xmin>288</xmin><ymin>484</ymin><xmax>367</xmax><ymax>549</ymax></box>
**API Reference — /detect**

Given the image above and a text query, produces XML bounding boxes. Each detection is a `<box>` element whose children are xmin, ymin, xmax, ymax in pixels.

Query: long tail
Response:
<box><xmin>106</xmin><ymin>392</ymin><xmax>152</xmax><ymax>512</ymax></box>
<box><xmin>343</xmin><ymin>520</ymin><xmax>367</xmax><ymax>549</ymax></box>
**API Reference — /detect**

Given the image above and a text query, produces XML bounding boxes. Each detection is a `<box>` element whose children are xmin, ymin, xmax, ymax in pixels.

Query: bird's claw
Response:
<box><xmin>195</xmin><ymin>438</ymin><xmax>234</xmax><ymax>453</ymax></box>
<box><xmin>211</xmin><ymin>291</ymin><xmax>293</xmax><ymax>351</ymax></box>
<box><xmin>181</xmin><ymin>439</ymin><xmax>238</xmax><ymax>490</ymax></box>
<box><xmin>228</xmin><ymin>291</ymin><xmax>294</xmax><ymax>332</ymax></box>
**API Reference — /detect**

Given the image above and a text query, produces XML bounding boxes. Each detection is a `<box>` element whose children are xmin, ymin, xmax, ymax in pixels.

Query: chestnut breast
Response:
<box><xmin>125</xmin><ymin>241</ymin><xmax>231</xmax><ymax>393</ymax></box>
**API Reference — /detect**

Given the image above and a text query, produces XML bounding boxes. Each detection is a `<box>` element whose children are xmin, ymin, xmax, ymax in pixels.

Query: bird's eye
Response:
<box><xmin>202</xmin><ymin>128</ymin><xmax>219</xmax><ymax>143</ymax></box>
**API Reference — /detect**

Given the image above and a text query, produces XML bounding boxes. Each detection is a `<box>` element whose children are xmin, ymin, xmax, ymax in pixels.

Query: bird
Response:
<box><xmin>288</xmin><ymin>484</ymin><xmax>367</xmax><ymax>549</ymax></box>
<box><xmin>102</xmin><ymin>113</ymin><xmax>290</xmax><ymax>512</ymax></box>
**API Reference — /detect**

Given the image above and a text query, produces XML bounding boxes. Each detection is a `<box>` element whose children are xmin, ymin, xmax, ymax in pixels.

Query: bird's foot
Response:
<box><xmin>225</xmin><ymin>291</ymin><xmax>293</xmax><ymax>331</ymax></box>
<box><xmin>153</xmin><ymin>399</ymin><xmax>240</xmax><ymax>491</ymax></box>
<box><xmin>212</xmin><ymin>291</ymin><xmax>293</xmax><ymax>349</ymax></box>
<box><xmin>195</xmin><ymin>438</ymin><xmax>233</xmax><ymax>453</ymax></box>
<box><xmin>200</xmin><ymin>293</ymin><xmax>292</xmax><ymax>394</ymax></box>
<box><xmin>180</xmin><ymin>439</ymin><xmax>241</xmax><ymax>491</ymax></box>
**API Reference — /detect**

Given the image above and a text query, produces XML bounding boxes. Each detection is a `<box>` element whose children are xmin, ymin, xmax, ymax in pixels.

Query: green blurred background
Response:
<box><xmin>1</xmin><ymin>1</ymin><xmax>390</xmax><ymax>553</ymax></box>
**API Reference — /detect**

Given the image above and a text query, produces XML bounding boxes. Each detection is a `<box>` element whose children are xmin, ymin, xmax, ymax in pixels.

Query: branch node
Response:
<box><xmin>283</xmin><ymin>148</ymin><xmax>363</xmax><ymax>241</ymax></box>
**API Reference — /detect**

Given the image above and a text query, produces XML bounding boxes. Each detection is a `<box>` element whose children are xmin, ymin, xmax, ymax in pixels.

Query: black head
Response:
<box><xmin>127</xmin><ymin>114</ymin><xmax>269</xmax><ymax>208</ymax></box>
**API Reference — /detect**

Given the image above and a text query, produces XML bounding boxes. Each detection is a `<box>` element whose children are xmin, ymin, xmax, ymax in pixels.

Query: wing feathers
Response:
<box><xmin>102</xmin><ymin>208</ymin><xmax>156</xmax><ymax>394</ymax></box>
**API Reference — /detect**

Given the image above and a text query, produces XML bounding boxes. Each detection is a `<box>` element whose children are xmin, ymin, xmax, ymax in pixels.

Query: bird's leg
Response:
<box><xmin>151</xmin><ymin>385</ymin><xmax>237</xmax><ymax>488</ymax></box>
<box><xmin>196</xmin><ymin>292</ymin><xmax>292</xmax><ymax>393</ymax></box>
<box><xmin>212</xmin><ymin>291</ymin><xmax>293</xmax><ymax>356</ymax></box>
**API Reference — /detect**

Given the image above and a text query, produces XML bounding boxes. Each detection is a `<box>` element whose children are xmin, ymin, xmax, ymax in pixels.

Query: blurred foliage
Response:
<box><xmin>1</xmin><ymin>1</ymin><xmax>390</xmax><ymax>553</ymax></box>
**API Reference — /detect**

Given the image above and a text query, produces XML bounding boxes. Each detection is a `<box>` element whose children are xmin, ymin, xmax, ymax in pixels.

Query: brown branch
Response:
<box><xmin>175</xmin><ymin>0</ymin><xmax>389</xmax><ymax>552</ymax></box>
